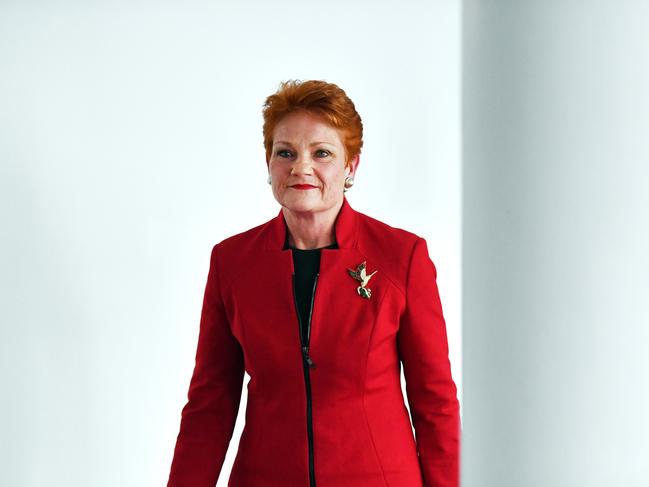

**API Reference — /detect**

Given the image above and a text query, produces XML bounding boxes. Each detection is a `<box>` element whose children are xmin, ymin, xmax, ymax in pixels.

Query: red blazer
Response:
<box><xmin>167</xmin><ymin>196</ymin><xmax>460</xmax><ymax>487</ymax></box>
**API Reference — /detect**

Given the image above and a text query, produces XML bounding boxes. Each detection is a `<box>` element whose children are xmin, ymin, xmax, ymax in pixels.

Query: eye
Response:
<box><xmin>276</xmin><ymin>149</ymin><xmax>292</xmax><ymax>158</ymax></box>
<box><xmin>316</xmin><ymin>149</ymin><xmax>331</xmax><ymax>158</ymax></box>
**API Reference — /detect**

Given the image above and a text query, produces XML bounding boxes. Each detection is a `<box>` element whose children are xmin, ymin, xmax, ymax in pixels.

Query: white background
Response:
<box><xmin>0</xmin><ymin>1</ymin><xmax>462</xmax><ymax>485</ymax></box>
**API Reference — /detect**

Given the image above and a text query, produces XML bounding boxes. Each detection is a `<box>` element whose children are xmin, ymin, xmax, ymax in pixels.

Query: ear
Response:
<box><xmin>347</xmin><ymin>153</ymin><xmax>360</xmax><ymax>178</ymax></box>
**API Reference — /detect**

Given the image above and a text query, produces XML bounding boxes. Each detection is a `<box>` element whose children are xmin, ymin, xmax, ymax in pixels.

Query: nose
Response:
<box><xmin>290</xmin><ymin>152</ymin><xmax>315</xmax><ymax>174</ymax></box>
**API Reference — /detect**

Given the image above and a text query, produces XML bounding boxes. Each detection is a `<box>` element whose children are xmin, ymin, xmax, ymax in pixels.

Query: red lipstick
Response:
<box><xmin>291</xmin><ymin>184</ymin><xmax>318</xmax><ymax>190</ymax></box>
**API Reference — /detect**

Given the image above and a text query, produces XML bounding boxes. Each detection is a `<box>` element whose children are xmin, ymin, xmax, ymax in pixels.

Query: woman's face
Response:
<box><xmin>268</xmin><ymin>110</ymin><xmax>357</xmax><ymax>214</ymax></box>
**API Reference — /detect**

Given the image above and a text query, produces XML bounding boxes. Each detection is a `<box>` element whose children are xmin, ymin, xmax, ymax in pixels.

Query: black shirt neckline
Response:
<box><xmin>283</xmin><ymin>230</ymin><xmax>339</xmax><ymax>251</ymax></box>
<box><xmin>290</xmin><ymin>243</ymin><xmax>338</xmax><ymax>251</ymax></box>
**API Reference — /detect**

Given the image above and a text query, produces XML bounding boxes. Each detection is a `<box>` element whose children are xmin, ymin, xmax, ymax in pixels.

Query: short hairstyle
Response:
<box><xmin>262</xmin><ymin>79</ymin><xmax>363</xmax><ymax>169</ymax></box>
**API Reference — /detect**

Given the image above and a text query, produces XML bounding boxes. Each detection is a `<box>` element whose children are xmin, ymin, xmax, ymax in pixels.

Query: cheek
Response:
<box><xmin>269</xmin><ymin>163</ymin><xmax>286</xmax><ymax>178</ymax></box>
<box><xmin>323</xmin><ymin>167</ymin><xmax>346</xmax><ymax>185</ymax></box>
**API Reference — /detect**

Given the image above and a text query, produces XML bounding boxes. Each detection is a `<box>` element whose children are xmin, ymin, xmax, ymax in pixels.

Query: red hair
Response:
<box><xmin>262</xmin><ymin>79</ymin><xmax>363</xmax><ymax>169</ymax></box>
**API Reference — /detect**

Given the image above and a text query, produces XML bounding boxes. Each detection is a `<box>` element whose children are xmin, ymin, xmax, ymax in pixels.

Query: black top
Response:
<box><xmin>283</xmin><ymin>231</ymin><xmax>338</xmax><ymax>345</ymax></box>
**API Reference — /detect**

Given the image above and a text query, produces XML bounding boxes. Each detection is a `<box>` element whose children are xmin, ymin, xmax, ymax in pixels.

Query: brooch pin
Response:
<box><xmin>347</xmin><ymin>261</ymin><xmax>378</xmax><ymax>299</ymax></box>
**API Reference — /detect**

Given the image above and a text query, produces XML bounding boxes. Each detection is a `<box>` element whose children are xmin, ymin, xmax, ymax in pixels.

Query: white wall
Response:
<box><xmin>0</xmin><ymin>1</ymin><xmax>461</xmax><ymax>486</ymax></box>
<box><xmin>462</xmin><ymin>1</ymin><xmax>649</xmax><ymax>486</ymax></box>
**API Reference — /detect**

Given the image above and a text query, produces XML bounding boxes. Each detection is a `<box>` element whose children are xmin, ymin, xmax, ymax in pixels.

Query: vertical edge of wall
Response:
<box><xmin>461</xmin><ymin>1</ymin><xmax>649</xmax><ymax>486</ymax></box>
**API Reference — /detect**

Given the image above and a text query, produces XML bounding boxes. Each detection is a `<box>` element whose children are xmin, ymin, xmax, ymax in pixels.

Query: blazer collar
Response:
<box><xmin>265</xmin><ymin>195</ymin><xmax>359</xmax><ymax>251</ymax></box>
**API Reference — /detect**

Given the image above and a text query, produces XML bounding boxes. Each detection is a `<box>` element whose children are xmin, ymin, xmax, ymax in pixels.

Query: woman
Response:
<box><xmin>167</xmin><ymin>79</ymin><xmax>460</xmax><ymax>487</ymax></box>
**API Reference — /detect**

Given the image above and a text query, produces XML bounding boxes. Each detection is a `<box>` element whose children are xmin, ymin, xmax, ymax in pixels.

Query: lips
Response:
<box><xmin>291</xmin><ymin>184</ymin><xmax>318</xmax><ymax>190</ymax></box>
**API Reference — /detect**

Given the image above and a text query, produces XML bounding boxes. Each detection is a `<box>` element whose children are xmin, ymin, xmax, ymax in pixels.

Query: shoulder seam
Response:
<box><xmin>404</xmin><ymin>237</ymin><xmax>423</xmax><ymax>309</ymax></box>
<box><xmin>211</xmin><ymin>243</ymin><xmax>237</xmax><ymax>335</ymax></box>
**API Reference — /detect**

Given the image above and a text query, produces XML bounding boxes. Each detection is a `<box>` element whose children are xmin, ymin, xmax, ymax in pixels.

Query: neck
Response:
<box><xmin>283</xmin><ymin>199</ymin><xmax>342</xmax><ymax>250</ymax></box>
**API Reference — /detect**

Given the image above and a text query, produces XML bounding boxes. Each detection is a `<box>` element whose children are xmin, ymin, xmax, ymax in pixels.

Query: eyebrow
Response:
<box><xmin>274</xmin><ymin>140</ymin><xmax>336</xmax><ymax>147</ymax></box>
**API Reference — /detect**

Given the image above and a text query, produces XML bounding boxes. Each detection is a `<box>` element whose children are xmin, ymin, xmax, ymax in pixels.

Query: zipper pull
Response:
<box><xmin>302</xmin><ymin>346</ymin><xmax>317</xmax><ymax>369</ymax></box>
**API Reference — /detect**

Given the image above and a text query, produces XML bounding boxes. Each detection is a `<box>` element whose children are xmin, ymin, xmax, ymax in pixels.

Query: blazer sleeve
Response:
<box><xmin>397</xmin><ymin>237</ymin><xmax>461</xmax><ymax>487</ymax></box>
<box><xmin>167</xmin><ymin>244</ymin><xmax>245</xmax><ymax>487</ymax></box>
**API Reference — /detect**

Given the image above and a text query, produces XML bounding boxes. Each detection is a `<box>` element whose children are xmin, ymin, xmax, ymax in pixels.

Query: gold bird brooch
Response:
<box><xmin>347</xmin><ymin>261</ymin><xmax>378</xmax><ymax>299</ymax></box>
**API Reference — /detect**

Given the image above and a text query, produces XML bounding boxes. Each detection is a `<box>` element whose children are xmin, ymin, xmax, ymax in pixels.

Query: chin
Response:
<box><xmin>282</xmin><ymin>194</ymin><xmax>321</xmax><ymax>212</ymax></box>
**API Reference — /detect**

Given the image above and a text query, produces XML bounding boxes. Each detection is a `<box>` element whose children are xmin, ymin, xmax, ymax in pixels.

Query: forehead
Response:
<box><xmin>272</xmin><ymin>111</ymin><xmax>343</xmax><ymax>146</ymax></box>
